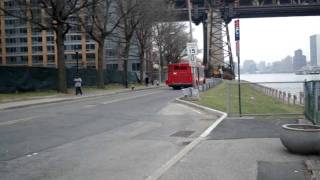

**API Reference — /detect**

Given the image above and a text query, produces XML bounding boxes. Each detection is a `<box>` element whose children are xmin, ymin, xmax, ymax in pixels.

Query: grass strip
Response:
<box><xmin>193</xmin><ymin>82</ymin><xmax>303</xmax><ymax>115</ymax></box>
<box><xmin>0</xmin><ymin>83</ymin><xmax>143</xmax><ymax>103</ymax></box>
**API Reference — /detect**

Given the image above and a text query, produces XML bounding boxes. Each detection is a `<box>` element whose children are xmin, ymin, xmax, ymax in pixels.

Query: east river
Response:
<box><xmin>240</xmin><ymin>73</ymin><xmax>320</xmax><ymax>96</ymax></box>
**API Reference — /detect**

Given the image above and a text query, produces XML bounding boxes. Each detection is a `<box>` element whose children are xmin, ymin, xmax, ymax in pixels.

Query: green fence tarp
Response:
<box><xmin>0</xmin><ymin>66</ymin><xmax>57</xmax><ymax>93</ymax></box>
<box><xmin>304</xmin><ymin>81</ymin><xmax>320</xmax><ymax>124</ymax></box>
<box><xmin>0</xmin><ymin>66</ymin><xmax>139</xmax><ymax>93</ymax></box>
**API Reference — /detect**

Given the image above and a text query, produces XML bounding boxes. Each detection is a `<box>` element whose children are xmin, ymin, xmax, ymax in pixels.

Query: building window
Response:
<box><xmin>106</xmin><ymin>49</ymin><xmax>117</xmax><ymax>57</ymax></box>
<box><xmin>20</xmin><ymin>47</ymin><xmax>28</xmax><ymax>53</ymax></box>
<box><xmin>48</xmin><ymin>54</ymin><xmax>55</xmax><ymax>63</ymax></box>
<box><xmin>106</xmin><ymin>64</ymin><xmax>118</xmax><ymax>70</ymax></box>
<box><xmin>86</xmin><ymin>44</ymin><xmax>95</xmax><ymax>50</ymax></box>
<box><xmin>19</xmin><ymin>28</ymin><xmax>27</xmax><ymax>34</ymax></box>
<box><xmin>47</xmin><ymin>36</ymin><xmax>54</xmax><ymax>42</ymax></box>
<box><xmin>6</xmin><ymin>56</ymin><xmax>17</xmax><ymax>64</ymax></box>
<box><xmin>32</xmin><ymin>37</ymin><xmax>42</xmax><ymax>43</ymax></box>
<box><xmin>70</xmin><ymin>35</ymin><xmax>81</xmax><ymax>41</ymax></box>
<box><xmin>32</xmin><ymin>46</ymin><xmax>42</xmax><ymax>52</ymax></box>
<box><xmin>47</xmin><ymin>46</ymin><xmax>54</xmax><ymax>52</ymax></box>
<box><xmin>132</xmin><ymin>63</ymin><xmax>140</xmax><ymax>71</ymax></box>
<box><xmin>87</xmin><ymin>53</ymin><xmax>95</xmax><ymax>61</ymax></box>
<box><xmin>5</xmin><ymin>29</ymin><xmax>15</xmax><ymax>34</ymax></box>
<box><xmin>32</xmin><ymin>55</ymin><xmax>43</xmax><ymax>64</ymax></box>
<box><xmin>72</xmin><ymin>53</ymin><xmax>82</xmax><ymax>61</ymax></box>
<box><xmin>6</xmin><ymin>47</ymin><xmax>16</xmax><ymax>53</ymax></box>
<box><xmin>18</xmin><ymin>56</ymin><xmax>28</xmax><ymax>64</ymax></box>
<box><xmin>4</xmin><ymin>1</ymin><xmax>15</xmax><ymax>7</ymax></box>
<box><xmin>6</xmin><ymin>38</ymin><xmax>16</xmax><ymax>44</ymax></box>
<box><xmin>20</xmin><ymin>38</ymin><xmax>27</xmax><ymax>43</ymax></box>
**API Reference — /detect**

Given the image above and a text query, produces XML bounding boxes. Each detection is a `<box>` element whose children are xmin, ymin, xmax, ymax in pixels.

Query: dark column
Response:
<box><xmin>203</xmin><ymin>20</ymin><xmax>209</xmax><ymax>77</ymax></box>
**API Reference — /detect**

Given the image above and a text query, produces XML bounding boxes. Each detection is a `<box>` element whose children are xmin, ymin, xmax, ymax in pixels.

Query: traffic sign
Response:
<box><xmin>235</xmin><ymin>19</ymin><xmax>240</xmax><ymax>41</ymax></box>
<box><xmin>187</xmin><ymin>42</ymin><xmax>198</xmax><ymax>55</ymax></box>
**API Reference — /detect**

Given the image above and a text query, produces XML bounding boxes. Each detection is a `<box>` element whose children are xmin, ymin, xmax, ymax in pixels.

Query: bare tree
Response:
<box><xmin>116</xmin><ymin>0</ymin><xmax>142</xmax><ymax>88</ymax></box>
<box><xmin>81</xmin><ymin>0</ymin><xmax>125</xmax><ymax>88</ymax></box>
<box><xmin>163</xmin><ymin>24</ymin><xmax>189</xmax><ymax>64</ymax></box>
<box><xmin>0</xmin><ymin>0</ymin><xmax>93</xmax><ymax>93</ymax></box>
<box><xmin>152</xmin><ymin>22</ymin><xmax>189</xmax><ymax>81</ymax></box>
<box><xmin>135</xmin><ymin>0</ymin><xmax>173</xmax><ymax>84</ymax></box>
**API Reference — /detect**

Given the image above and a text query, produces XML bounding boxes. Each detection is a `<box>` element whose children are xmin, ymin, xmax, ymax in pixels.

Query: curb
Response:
<box><xmin>145</xmin><ymin>98</ymin><xmax>227</xmax><ymax>180</ymax></box>
<box><xmin>0</xmin><ymin>85</ymin><xmax>166</xmax><ymax>111</ymax></box>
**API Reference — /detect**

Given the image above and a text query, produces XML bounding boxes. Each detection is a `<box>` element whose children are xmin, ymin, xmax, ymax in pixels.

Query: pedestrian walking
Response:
<box><xmin>74</xmin><ymin>75</ymin><xmax>83</xmax><ymax>96</ymax></box>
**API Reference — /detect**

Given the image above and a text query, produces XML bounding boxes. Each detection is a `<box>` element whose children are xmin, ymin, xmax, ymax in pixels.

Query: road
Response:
<box><xmin>0</xmin><ymin>87</ymin><xmax>217</xmax><ymax>180</ymax></box>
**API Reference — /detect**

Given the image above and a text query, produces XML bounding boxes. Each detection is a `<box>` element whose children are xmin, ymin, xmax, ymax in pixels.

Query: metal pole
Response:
<box><xmin>187</xmin><ymin>0</ymin><xmax>193</xmax><ymax>41</ymax></box>
<box><xmin>159</xmin><ymin>48</ymin><xmax>162</xmax><ymax>84</ymax></box>
<box><xmin>76</xmin><ymin>51</ymin><xmax>79</xmax><ymax>74</ymax></box>
<box><xmin>238</xmin><ymin>56</ymin><xmax>242</xmax><ymax>117</ymax></box>
<box><xmin>227</xmin><ymin>81</ymin><xmax>231</xmax><ymax>115</ymax></box>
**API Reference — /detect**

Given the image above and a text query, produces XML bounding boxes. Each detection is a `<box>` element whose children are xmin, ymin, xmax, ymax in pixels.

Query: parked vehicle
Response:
<box><xmin>165</xmin><ymin>62</ymin><xmax>205</xmax><ymax>90</ymax></box>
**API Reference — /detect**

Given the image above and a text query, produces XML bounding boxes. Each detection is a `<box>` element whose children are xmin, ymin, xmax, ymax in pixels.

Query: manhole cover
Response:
<box><xmin>171</xmin><ymin>130</ymin><xmax>195</xmax><ymax>138</ymax></box>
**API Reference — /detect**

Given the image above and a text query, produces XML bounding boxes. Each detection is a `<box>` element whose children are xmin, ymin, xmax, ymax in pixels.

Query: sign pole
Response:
<box><xmin>237</xmin><ymin>48</ymin><xmax>242</xmax><ymax>117</ymax></box>
<box><xmin>235</xmin><ymin>19</ymin><xmax>242</xmax><ymax>117</ymax></box>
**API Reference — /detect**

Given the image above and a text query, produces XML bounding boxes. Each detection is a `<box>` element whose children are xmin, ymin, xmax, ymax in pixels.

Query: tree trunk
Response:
<box><xmin>55</xmin><ymin>27</ymin><xmax>67</xmax><ymax>93</ymax></box>
<box><xmin>139</xmin><ymin>48</ymin><xmax>145</xmax><ymax>84</ymax></box>
<box><xmin>123</xmin><ymin>44</ymin><xmax>130</xmax><ymax>88</ymax></box>
<box><xmin>97</xmin><ymin>41</ymin><xmax>105</xmax><ymax>89</ymax></box>
<box><xmin>159</xmin><ymin>47</ymin><xmax>163</xmax><ymax>83</ymax></box>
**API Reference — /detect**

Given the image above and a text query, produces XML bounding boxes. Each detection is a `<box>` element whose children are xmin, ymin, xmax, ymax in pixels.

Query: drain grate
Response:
<box><xmin>171</xmin><ymin>130</ymin><xmax>195</xmax><ymax>138</ymax></box>
<box><xmin>181</xmin><ymin>141</ymin><xmax>192</xmax><ymax>146</ymax></box>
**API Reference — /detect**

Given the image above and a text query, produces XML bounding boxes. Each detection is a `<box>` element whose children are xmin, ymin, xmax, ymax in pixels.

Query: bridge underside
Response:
<box><xmin>173</xmin><ymin>1</ymin><xmax>320</xmax><ymax>23</ymax></box>
<box><xmin>172</xmin><ymin>0</ymin><xmax>320</xmax><ymax>77</ymax></box>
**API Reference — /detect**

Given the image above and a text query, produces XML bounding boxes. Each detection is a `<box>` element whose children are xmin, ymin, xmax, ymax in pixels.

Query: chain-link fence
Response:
<box><xmin>226</xmin><ymin>81</ymin><xmax>304</xmax><ymax>117</ymax></box>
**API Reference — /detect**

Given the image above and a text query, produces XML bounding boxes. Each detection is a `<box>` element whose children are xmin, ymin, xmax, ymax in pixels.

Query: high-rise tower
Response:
<box><xmin>310</xmin><ymin>34</ymin><xmax>320</xmax><ymax>66</ymax></box>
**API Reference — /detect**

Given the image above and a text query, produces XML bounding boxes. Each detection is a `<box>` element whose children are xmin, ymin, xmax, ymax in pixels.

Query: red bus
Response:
<box><xmin>165</xmin><ymin>62</ymin><xmax>205</xmax><ymax>90</ymax></box>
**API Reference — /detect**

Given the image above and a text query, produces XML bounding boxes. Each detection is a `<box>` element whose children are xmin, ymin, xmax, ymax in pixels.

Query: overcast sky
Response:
<box><xmin>192</xmin><ymin>16</ymin><xmax>320</xmax><ymax>65</ymax></box>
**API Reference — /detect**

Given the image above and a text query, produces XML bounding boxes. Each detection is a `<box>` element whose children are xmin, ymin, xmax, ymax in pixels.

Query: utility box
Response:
<box><xmin>304</xmin><ymin>81</ymin><xmax>320</xmax><ymax>124</ymax></box>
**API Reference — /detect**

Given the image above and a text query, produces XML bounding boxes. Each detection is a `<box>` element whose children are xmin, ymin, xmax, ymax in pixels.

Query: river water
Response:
<box><xmin>240</xmin><ymin>73</ymin><xmax>320</xmax><ymax>96</ymax></box>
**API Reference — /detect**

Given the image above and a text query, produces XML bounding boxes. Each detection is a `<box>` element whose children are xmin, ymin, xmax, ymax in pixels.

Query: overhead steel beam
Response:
<box><xmin>223</xmin><ymin>4</ymin><xmax>320</xmax><ymax>22</ymax></box>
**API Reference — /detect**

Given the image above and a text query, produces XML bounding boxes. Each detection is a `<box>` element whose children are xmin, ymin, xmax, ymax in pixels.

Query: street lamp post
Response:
<box><xmin>159</xmin><ymin>48</ymin><xmax>162</xmax><ymax>85</ymax></box>
<box><xmin>75</xmin><ymin>51</ymin><xmax>79</xmax><ymax>74</ymax></box>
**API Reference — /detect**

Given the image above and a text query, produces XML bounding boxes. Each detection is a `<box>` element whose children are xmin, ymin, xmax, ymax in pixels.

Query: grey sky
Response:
<box><xmin>193</xmin><ymin>16</ymin><xmax>320</xmax><ymax>65</ymax></box>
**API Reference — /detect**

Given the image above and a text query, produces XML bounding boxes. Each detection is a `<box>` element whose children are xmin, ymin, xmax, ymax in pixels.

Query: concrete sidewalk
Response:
<box><xmin>0</xmin><ymin>85</ymin><xmax>165</xmax><ymax>110</ymax></box>
<box><xmin>158</xmin><ymin>117</ymin><xmax>320</xmax><ymax>180</ymax></box>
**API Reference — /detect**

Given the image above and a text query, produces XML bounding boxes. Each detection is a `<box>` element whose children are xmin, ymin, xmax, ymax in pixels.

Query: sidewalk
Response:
<box><xmin>0</xmin><ymin>85</ymin><xmax>165</xmax><ymax>110</ymax></box>
<box><xmin>159</xmin><ymin>99</ymin><xmax>320</xmax><ymax>180</ymax></box>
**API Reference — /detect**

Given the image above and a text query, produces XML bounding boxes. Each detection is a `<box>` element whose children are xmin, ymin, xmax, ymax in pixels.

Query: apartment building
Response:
<box><xmin>0</xmin><ymin>0</ymin><xmax>140</xmax><ymax>72</ymax></box>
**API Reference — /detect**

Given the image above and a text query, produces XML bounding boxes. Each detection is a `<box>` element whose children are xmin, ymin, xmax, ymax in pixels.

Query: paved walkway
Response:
<box><xmin>159</xmin><ymin>117</ymin><xmax>320</xmax><ymax>180</ymax></box>
<box><xmin>0</xmin><ymin>85</ymin><xmax>164</xmax><ymax>110</ymax></box>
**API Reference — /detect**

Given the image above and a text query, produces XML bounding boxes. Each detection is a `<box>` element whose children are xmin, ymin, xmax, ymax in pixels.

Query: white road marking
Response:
<box><xmin>176</xmin><ymin>103</ymin><xmax>202</xmax><ymax>114</ymax></box>
<box><xmin>26</xmin><ymin>152</ymin><xmax>38</xmax><ymax>157</ymax></box>
<box><xmin>0</xmin><ymin>116</ymin><xmax>40</xmax><ymax>126</ymax></box>
<box><xmin>145</xmin><ymin>99</ymin><xmax>227</xmax><ymax>180</ymax></box>
<box><xmin>83</xmin><ymin>105</ymin><xmax>96</xmax><ymax>108</ymax></box>
<box><xmin>101</xmin><ymin>92</ymin><xmax>160</xmax><ymax>105</ymax></box>
<box><xmin>191</xmin><ymin>109</ymin><xmax>202</xmax><ymax>114</ymax></box>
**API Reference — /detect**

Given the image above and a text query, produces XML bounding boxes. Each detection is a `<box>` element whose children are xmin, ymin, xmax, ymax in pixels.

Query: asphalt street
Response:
<box><xmin>0</xmin><ymin>87</ymin><xmax>217</xmax><ymax>180</ymax></box>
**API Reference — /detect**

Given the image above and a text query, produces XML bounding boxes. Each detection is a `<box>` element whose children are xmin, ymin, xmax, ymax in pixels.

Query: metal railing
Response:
<box><xmin>226</xmin><ymin>80</ymin><xmax>305</xmax><ymax>117</ymax></box>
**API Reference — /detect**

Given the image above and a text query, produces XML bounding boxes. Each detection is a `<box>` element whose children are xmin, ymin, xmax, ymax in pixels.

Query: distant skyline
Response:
<box><xmin>192</xmin><ymin>16</ymin><xmax>320</xmax><ymax>66</ymax></box>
